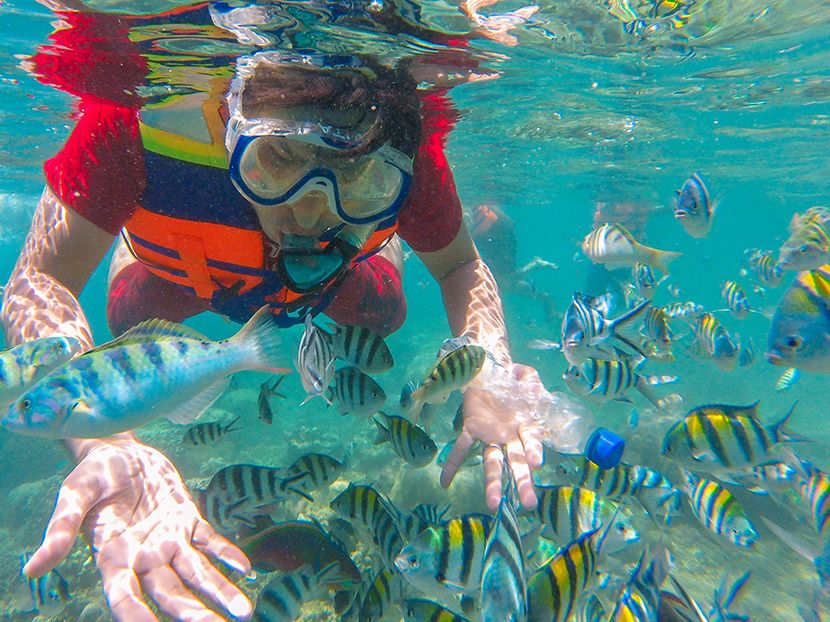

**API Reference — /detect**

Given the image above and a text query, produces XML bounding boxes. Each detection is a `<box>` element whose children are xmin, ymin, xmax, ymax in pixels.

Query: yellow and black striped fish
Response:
<box><xmin>661</xmin><ymin>402</ymin><xmax>802</xmax><ymax>476</ymax></box>
<box><xmin>689</xmin><ymin>312</ymin><xmax>739</xmax><ymax>371</ymax></box>
<box><xmin>481</xmin><ymin>482</ymin><xmax>526</xmax><ymax>622</ymax></box>
<box><xmin>373</xmin><ymin>411</ymin><xmax>437</xmax><ymax>467</ymax></box>
<box><xmin>403</xmin><ymin>598</ymin><xmax>471</xmax><ymax>622</ymax></box>
<box><xmin>400</xmin><ymin>345</ymin><xmax>487</xmax><ymax>420</ymax></box>
<box><xmin>395</xmin><ymin>513</ymin><xmax>491</xmax><ymax>597</ymax></box>
<box><xmin>526</xmin><ymin>526</ymin><xmax>606</xmax><ymax>622</ymax></box>
<box><xmin>324</xmin><ymin>322</ymin><xmax>394</xmax><ymax>374</ymax></box>
<box><xmin>327</xmin><ymin>365</ymin><xmax>386</xmax><ymax>417</ymax></box>
<box><xmin>285</xmin><ymin>453</ymin><xmax>345</xmax><ymax>493</ymax></box>
<box><xmin>330</xmin><ymin>483</ymin><xmax>403</xmax><ymax>569</ymax></box>
<box><xmin>721</xmin><ymin>281</ymin><xmax>751</xmax><ymax>319</ymax></box>
<box><xmin>682</xmin><ymin>470</ymin><xmax>757</xmax><ymax>547</ymax></box>
<box><xmin>253</xmin><ymin>562</ymin><xmax>341</xmax><ymax>622</ymax></box>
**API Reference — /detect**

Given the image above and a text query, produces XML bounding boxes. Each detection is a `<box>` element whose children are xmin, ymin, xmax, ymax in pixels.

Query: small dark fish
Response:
<box><xmin>182</xmin><ymin>416</ymin><xmax>240</xmax><ymax>445</ymax></box>
<box><xmin>257</xmin><ymin>376</ymin><xmax>286</xmax><ymax>425</ymax></box>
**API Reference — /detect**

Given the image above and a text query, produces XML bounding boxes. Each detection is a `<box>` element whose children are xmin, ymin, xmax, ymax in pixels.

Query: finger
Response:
<box><xmin>25</xmin><ymin>467</ymin><xmax>103</xmax><ymax>577</ymax></box>
<box><xmin>483</xmin><ymin>444</ymin><xmax>505</xmax><ymax>512</ymax></box>
<box><xmin>99</xmin><ymin>561</ymin><xmax>159</xmax><ymax>622</ymax></box>
<box><xmin>192</xmin><ymin>521</ymin><xmax>251</xmax><ymax>577</ymax></box>
<box><xmin>172</xmin><ymin>546</ymin><xmax>252</xmax><ymax>620</ymax></box>
<box><xmin>505</xmin><ymin>438</ymin><xmax>537</xmax><ymax>510</ymax></box>
<box><xmin>141</xmin><ymin>565</ymin><xmax>225</xmax><ymax>622</ymax></box>
<box><xmin>439</xmin><ymin>430</ymin><xmax>476</xmax><ymax>489</ymax></box>
<box><xmin>519</xmin><ymin>426</ymin><xmax>545</xmax><ymax>470</ymax></box>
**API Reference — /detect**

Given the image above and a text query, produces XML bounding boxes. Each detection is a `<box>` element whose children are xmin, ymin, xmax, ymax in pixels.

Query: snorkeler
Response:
<box><xmin>2</xmin><ymin>23</ymin><xmax>555</xmax><ymax>622</ymax></box>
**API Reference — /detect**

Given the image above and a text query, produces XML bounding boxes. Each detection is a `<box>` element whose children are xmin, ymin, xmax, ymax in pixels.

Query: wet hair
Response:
<box><xmin>241</xmin><ymin>56</ymin><xmax>421</xmax><ymax>158</ymax></box>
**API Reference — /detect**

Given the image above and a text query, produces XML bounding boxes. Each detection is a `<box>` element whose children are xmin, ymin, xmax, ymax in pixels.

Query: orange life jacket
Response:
<box><xmin>124</xmin><ymin>103</ymin><xmax>399</xmax><ymax>325</ymax></box>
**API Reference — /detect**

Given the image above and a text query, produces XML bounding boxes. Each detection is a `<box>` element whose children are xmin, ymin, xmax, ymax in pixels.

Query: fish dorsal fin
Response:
<box><xmin>96</xmin><ymin>319</ymin><xmax>209</xmax><ymax>351</ymax></box>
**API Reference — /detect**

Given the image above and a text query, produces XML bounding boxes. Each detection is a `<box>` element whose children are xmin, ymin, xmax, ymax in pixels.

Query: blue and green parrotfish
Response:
<box><xmin>2</xmin><ymin>306</ymin><xmax>289</xmax><ymax>439</ymax></box>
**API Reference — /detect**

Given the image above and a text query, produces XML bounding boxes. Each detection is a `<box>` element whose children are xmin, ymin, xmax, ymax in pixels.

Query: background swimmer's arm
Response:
<box><xmin>1</xmin><ymin>185</ymin><xmax>115</xmax><ymax>350</ymax></box>
<box><xmin>416</xmin><ymin>223</ymin><xmax>512</xmax><ymax>365</ymax></box>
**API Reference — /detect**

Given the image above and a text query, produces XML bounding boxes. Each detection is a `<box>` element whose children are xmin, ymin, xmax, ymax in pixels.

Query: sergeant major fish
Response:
<box><xmin>324</xmin><ymin>323</ymin><xmax>394</xmax><ymax>374</ymax></box>
<box><xmin>582</xmin><ymin>223</ymin><xmax>681</xmax><ymax>274</ymax></box>
<box><xmin>674</xmin><ymin>172</ymin><xmax>715</xmax><ymax>238</ymax></box>
<box><xmin>0</xmin><ymin>336</ymin><xmax>80</xmax><ymax>407</ymax></box>
<box><xmin>682</xmin><ymin>470</ymin><xmax>758</xmax><ymax>547</ymax></box>
<box><xmin>373</xmin><ymin>411</ymin><xmax>437</xmax><ymax>467</ymax></box>
<box><xmin>632</xmin><ymin>262</ymin><xmax>664</xmax><ymax>300</ymax></box>
<box><xmin>661</xmin><ymin>401</ymin><xmax>803</xmax><ymax>477</ymax></box>
<box><xmin>252</xmin><ymin>562</ymin><xmax>343</xmax><ymax>622</ymax></box>
<box><xmin>778</xmin><ymin>206</ymin><xmax>830</xmax><ymax>271</ymax></box>
<box><xmin>561</xmin><ymin>292</ymin><xmax>650</xmax><ymax>365</ymax></box>
<box><xmin>563</xmin><ymin>356</ymin><xmax>678</xmax><ymax>408</ymax></box>
<box><xmin>767</xmin><ymin>266</ymin><xmax>830</xmax><ymax>372</ymax></box>
<box><xmin>182</xmin><ymin>415</ymin><xmax>240</xmax><ymax>445</ymax></box>
<box><xmin>721</xmin><ymin>281</ymin><xmax>751</xmax><ymax>319</ymax></box>
<box><xmin>327</xmin><ymin>365</ymin><xmax>386</xmax><ymax>417</ymax></box>
<box><xmin>3</xmin><ymin>306</ymin><xmax>289</xmax><ymax>438</ymax></box>
<box><xmin>400</xmin><ymin>344</ymin><xmax>486</xmax><ymax>420</ymax></box>
<box><xmin>688</xmin><ymin>312</ymin><xmax>739</xmax><ymax>372</ymax></box>
<box><xmin>258</xmin><ymin>376</ymin><xmax>286</xmax><ymax>425</ymax></box>
<box><xmin>285</xmin><ymin>452</ymin><xmax>346</xmax><ymax>493</ymax></box>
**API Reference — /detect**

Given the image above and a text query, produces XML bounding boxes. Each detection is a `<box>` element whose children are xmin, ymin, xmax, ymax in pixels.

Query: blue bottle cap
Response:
<box><xmin>585</xmin><ymin>427</ymin><xmax>625</xmax><ymax>470</ymax></box>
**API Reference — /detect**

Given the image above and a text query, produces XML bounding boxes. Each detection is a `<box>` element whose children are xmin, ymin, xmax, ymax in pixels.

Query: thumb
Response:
<box><xmin>25</xmin><ymin>466</ymin><xmax>102</xmax><ymax>577</ymax></box>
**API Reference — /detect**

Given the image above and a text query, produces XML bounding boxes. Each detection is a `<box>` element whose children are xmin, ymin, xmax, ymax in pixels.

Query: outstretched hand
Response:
<box><xmin>25</xmin><ymin>437</ymin><xmax>253</xmax><ymax>622</ymax></box>
<box><xmin>440</xmin><ymin>362</ymin><xmax>547</xmax><ymax>511</ymax></box>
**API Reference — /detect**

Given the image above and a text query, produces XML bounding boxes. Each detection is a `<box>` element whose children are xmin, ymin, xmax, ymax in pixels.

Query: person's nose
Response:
<box><xmin>292</xmin><ymin>192</ymin><xmax>329</xmax><ymax>229</ymax></box>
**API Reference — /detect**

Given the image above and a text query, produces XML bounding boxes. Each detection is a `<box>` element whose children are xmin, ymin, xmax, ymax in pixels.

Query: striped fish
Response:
<box><xmin>561</xmin><ymin>292</ymin><xmax>650</xmax><ymax>365</ymax></box>
<box><xmin>0</xmin><ymin>337</ymin><xmax>80</xmax><ymax>407</ymax></box>
<box><xmin>400</xmin><ymin>345</ymin><xmax>486</xmax><ymax>420</ymax></box>
<box><xmin>324</xmin><ymin>323</ymin><xmax>394</xmax><ymax>374</ymax></box>
<box><xmin>534</xmin><ymin>485</ymin><xmax>639</xmax><ymax>554</ymax></box>
<box><xmin>578</xmin><ymin>595</ymin><xmax>607</xmax><ymax>622</ymax></box>
<box><xmin>526</xmin><ymin>526</ymin><xmax>608</xmax><ymax>622</ymax></box>
<box><xmin>733</xmin><ymin>460</ymin><xmax>799</xmax><ymax>494</ymax></box>
<box><xmin>481</xmin><ymin>482</ymin><xmax>527</xmax><ymax>622</ymax></box>
<box><xmin>253</xmin><ymin>562</ymin><xmax>341</xmax><ymax>622</ymax></box>
<box><xmin>674</xmin><ymin>172</ymin><xmax>715</xmax><ymax>239</ymax></box>
<box><xmin>641</xmin><ymin>306</ymin><xmax>673</xmax><ymax>355</ymax></box>
<box><xmin>688</xmin><ymin>312</ymin><xmax>739</xmax><ymax>371</ymax></box>
<box><xmin>373</xmin><ymin>411</ymin><xmax>437</xmax><ymax>467</ymax></box>
<box><xmin>296</xmin><ymin>313</ymin><xmax>336</xmax><ymax>405</ymax></box>
<box><xmin>775</xmin><ymin>367</ymin><xmax>800</xmax><ymax>393</ymax></box>
<box><xmin>403</xmin><ymin>599</ymin><xmax>471</xmax><ymax>622</ymax></box>
<box><xmin>682</xmin><ymin>470</ymin><xmax>758</xmax><ymax>547</ymax></box>
<box><xmin>12</xmin><ymin>552</ymin><xmax>69</xmax><ymax>616</ymax></box>
<box><xmin>257</xmin><ymin>376</ymin><xmax>285</xmax><ymax>425</ymax></box>
<box><xmin>563</xmin><ymin>356</ymin><xmax>677</xmax><ymax>407</ymax></box>
<box><xmin>660</xmin><ymin>402</ymin><xmax>802</xmax><ymax>476</ymax></box>
<box><xmin>555</xmin><ymin>457</ymin><xmax>681</xmax><ymax>523</ymax></box>
<box><xmin>395</xmin><ymin>513</ymin><xmax>492</xmax><ymax>597</ymax></box>
<box><xmin>399</xmin><ymin>503</ymin><xmax>451</xmax><ymax>541</ymax></box>
<box><xmin>797</xmin><ymin>463</ymin><xmax>830</xmax><ymax>538</ymax></box>
<box><xmin>2</xmin><ymin>307</ymin><xmax>288</xmax><ymax>439</ymax></box>
<box><xmin>721</xmin><ymin>281</ymin><xmax>751</xmax><ymax>320</ymax></box>
<box><xmin>632</xmin><ymin>263</ymin><xmax>662</xmax><ymax>300</ymax></box>
<box><xmin>327</xmin><ymin>366</ymin><xmax>386</xmax><ymax>417</ymax></box>
<box><xmin>609</xmin><ymin>545</ymin><xmax>672</xmax><ymax>622</ymax></box>
<box><xmin>199</xmin><ymin>463</ymin><xmax>310</xmax><ymax>533</ymax></box>
<box><xmin>767</xmin><ymin>265</ymin><xmax>830</xmax><ymax>372</ymax></box>
<box><xmin>182</xmin><ymin>416</ymin><xmax>240</xmax><ymax>445</ymax></box>
<box><xmin>285</xmin><ymin>453</ymin><xmax>346</xmax><ymax>492</ymax></box>
<box><xmin>663</xmin><ymin>301</ymin><xmax>704</xmax><ymax>322</ymax></box>
<box><xmin>582</xmin><ymin>223</ymin><xmax>681</xmax><ymax>273</ymax></box>
<box><xmin>357</xmin><ymin>567</ymin><xmax>403</xmax><ymax>622</ymax></box>
<box><xmin>746</xmin><ymin>249</ymin><xmax>783</xmax><ymax>288</ymax></box>
<box><xmin>779</xmin><ymin>209</ymin><xmax>830</xmax><ymax>271</ymax></box>
<box><xmin>330</xmin><ymin>483</ymin><xmax>403</xmax><ymax>569</ymax></box>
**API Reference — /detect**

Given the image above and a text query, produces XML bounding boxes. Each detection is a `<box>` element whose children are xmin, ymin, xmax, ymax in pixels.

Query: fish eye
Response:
<box><xmin>786</xmin><ymin>336</ymin><xmax>803</xmax><ymax>349</ymax></box>
<box><xmin>19</xmin><ymin>399</ymin><xmax>31</xmax><ymax>413</ymax></box>
<box><xmin>407</xmin><ymin>554</ymin><xmax>418</xmax><ymax>567</ymax></box>
<box><xmin>799</xmin><ymin>245</ymin><xmax>809</xmax><ymax>253</ymax></box>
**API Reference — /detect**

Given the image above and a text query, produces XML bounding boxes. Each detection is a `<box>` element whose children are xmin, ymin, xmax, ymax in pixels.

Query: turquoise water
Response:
<box><xmin>0</xmin><ymin>0</ymin><xmax>828</xmax><ymax>620</ymax></box>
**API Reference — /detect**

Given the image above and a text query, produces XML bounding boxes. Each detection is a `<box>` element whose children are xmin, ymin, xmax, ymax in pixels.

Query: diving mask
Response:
<box><xmin>226</xmin><ymin>52</ymin><xmax>413</xmax><ymax>225</ymax></box>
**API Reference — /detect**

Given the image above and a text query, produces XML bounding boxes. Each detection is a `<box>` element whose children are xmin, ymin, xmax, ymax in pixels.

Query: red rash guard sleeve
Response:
<box><xmin>395</xmin><ymin>90</ymin><xmax>463</xmax><ymax>253</ymax></box>
<box><xmin>32</xmin><ymin>11</ymin><xmax>147</xmax><ymax>234</ymax></box>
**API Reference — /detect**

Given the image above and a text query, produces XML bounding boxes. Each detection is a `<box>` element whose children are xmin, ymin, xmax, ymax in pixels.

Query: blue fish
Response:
<box><xmin>675</xmin><ymin>172</ymin><xmax>715</xmax><ymax>238</ymax></box>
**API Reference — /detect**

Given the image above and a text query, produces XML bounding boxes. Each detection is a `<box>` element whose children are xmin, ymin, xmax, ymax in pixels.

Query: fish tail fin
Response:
<box><xmin>372</xmin><ymin>414</ymin><xmax>389</xmax><ymax>445</ymax></box>
<box><xmin>714</xmin><ymin>571</ymin><xmax>752</xmax><ymax>618</ymax></box>
<box><xmin>772</xmin><ymin>401</ymin><xmax>810</xmax><ymax>443</ymax></box>
<box><xmin>762</xmin><ymin>516</ymin><xmax>817</xmax><ymax>563</ymax></box>
<box><xmin>224</xmin><ymin>416</ymin><xmax>242</xmax><ymax>435</ymax></box>
<box><xmin>650</xmin><ymin>248</ymin><xmax>682</xmax><ymax>274</ymax></box>
<box><xmin>399</xmin><ymin>381</ymin><xmax>424</xmax><ymax>420</ymax></box>
<box><xmin>235</xmin><ymin>306</ymin><xmax>292</xmax><ymax>374</ymax></box>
